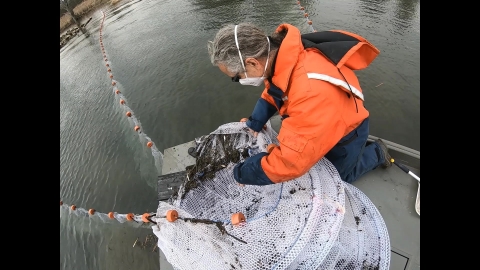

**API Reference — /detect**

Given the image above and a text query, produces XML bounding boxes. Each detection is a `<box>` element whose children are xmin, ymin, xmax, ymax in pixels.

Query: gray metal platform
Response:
<box><xmin>157</xmin><ymin>115</ymin><xmax>420</xmax><ymax>270</ymax></box>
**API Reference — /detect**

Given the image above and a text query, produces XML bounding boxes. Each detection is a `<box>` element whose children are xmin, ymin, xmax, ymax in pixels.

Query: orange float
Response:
<box><xmin>166</xmin><ymin>210</ymin><xmax>178</xmax><ymax>222</ymax></box>
<box><xmin>231</xmin><ymin>213</ymin><xmax>246</xmax><ymax>225</ymax></box>
<box><xmin>142</xmin><ymin>213</ymin><xmax>151</xmax><ymax>223</ymax></box>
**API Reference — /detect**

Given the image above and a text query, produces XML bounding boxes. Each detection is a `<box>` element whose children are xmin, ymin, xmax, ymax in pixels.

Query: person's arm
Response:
<box><xmin>245</xmin><ymin>87</ymin><xmax>278</xmax><ymax>132</ymax></box>
<box><xmin>234</xmin><ymin>80</ymin><xmax>347</xmax><ymax>185</ymax></box>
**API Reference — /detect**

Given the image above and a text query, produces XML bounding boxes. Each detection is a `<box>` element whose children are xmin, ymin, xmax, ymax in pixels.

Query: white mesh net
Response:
<box><xmin>153</xmin><ymin>121</ymin><xmax>390</xmax><ymax>270</ymax></box>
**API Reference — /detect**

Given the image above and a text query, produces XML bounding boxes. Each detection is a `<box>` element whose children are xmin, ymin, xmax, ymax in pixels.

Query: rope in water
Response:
<box><xmin>295</xmin><ymin>0</ymin><xmax>317</xmax><ymax>33</ymax></box>
<box><xmin>59</xmin><ymin>200</ymin><xmax>247</xmax><ymax>243</ymax></box>
<box><xmin>60</xmin><ymin>11</ymin><xmax>169</xmax><ymax>228</ymax></box>
<box><xmin>98</xmin><ymin>11</ymin><xmax>163</xmax><ymax>173</ymax></box>
<box><xmin>60</xmin><ymin>200</ymin><xmax>157</xmax><ymax>224</ymax></box>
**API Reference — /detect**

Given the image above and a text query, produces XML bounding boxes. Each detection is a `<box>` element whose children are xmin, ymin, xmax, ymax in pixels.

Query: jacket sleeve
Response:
<box><xmin>246</xmin><ymin>86</ymin><xmax>278</xmax><ymax>132</ymax></box>
<box><xmin>260</xmin><ymin>80</ymin><xmax>347</xmax><ymax>183</ymax></box>
<box><xmin>233</xmin><ymin>152</ymin><xmax>273</xmax><ymax>185</ymax></box>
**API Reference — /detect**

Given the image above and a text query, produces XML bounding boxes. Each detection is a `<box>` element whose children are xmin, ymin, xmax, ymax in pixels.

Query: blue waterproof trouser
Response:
<box><xmin>325</xmin><ymin>117</ymin><xmax>386</xmax><ymax>183</ymax></box>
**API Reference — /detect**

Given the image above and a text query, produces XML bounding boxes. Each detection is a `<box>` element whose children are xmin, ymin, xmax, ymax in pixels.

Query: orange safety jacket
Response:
<box><xmin>236</xmin><ymin>23</ymin><xmax>380</xmax><ymax>185</ymax></box>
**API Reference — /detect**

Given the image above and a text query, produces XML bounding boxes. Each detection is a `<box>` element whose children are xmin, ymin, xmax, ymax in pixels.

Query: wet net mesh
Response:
<box><xmin>153</xmin><ymin>121</ymin><xmax>390</xmax><ymax>270</ymax></box>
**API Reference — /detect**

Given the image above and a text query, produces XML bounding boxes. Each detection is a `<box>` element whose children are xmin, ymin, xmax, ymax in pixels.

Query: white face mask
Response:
<box><xmin>234</xmin><ymin>25</ymin><xmax>270</xmax><ymax>87</ymax></box>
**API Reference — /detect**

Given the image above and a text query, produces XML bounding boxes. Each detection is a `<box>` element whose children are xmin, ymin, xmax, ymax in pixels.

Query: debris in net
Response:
<box><xmin>180</xmin><ymin>217</ymin><xmax>247</xmax><ymax>244</ymax></box>
<box><xmin>178</xmin><ymin>133</ymin><xmax>251</xmax><ymax>199</ymax></box>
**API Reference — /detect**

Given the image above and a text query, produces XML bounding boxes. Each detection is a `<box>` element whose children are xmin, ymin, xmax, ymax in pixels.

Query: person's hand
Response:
<box><xmin>240</xmin><ymin>118</ymin><xmax>258</xmax><ymax>137</ymax></box>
